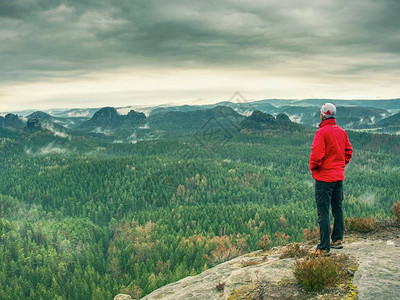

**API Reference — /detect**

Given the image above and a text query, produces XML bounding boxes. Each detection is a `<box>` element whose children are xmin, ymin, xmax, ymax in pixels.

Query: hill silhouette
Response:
<box><xmin>0</xmin><ymin>114</ymin><xmax>25</xmax><ymax>130</ymax></box>
<box><xmin>148</xmin><ymin>105</ymin><xmax>244</xmax><ymax>131</ymax></box>
<box><xmin>240</xmin><ymin>111</ymin><xmax>302</xmax><ymax>131</ymax></box>
<box><xmin>80</xmin><ymin>107</ymin><xmax>146</xmax><ymax>130</ymax></box>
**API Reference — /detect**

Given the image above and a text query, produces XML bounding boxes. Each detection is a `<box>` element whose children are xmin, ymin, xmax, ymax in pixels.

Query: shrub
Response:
<box><xmin>278</xmin><ymin>215</ymin><xmax>288</xmax><ymax>228</ymax></box>
<box><xmin>204</xmin><ymin>235</ymin><xmax>244</xmax><ymax>265</ymax></box>
<box><xmin>393</xmin><ymin>201</ymin><xmax>400</xmax><ymax>225</ymax></box>
<box><xmin>294</xmin><ymin>254</ymin><xmax>343</xmax><ymax>291</ymax></box>
<box><xmin>303</xmin><ymin>227</ymin><xmax>320</xmax><ymax>241</ymax></box>
<box><xmin>279</xmin><ymin>243</ymin><xmax>309</xmax><ymax>259</ymax></box>
<box><xmin>258</xmin><ymin>235</ymin><xmax>271</xmax><ymax>251</ymax></box>
<box><xmin>120</xmin><ymin>284</ymin><xmax>143</xmax><ymax>299</ymax></box>
<box><xmin>274</xmin><ymin>231</ymin><xmax>290</xmax><ymax>246</ymax></box>
<box><xmin>345</xmin><ymin>217</ymin><xmax>376</xmax><ymax>233</ymax></box>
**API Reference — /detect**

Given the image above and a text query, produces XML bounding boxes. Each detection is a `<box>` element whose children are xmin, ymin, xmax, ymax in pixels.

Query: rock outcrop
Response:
<box><xmin>239</xmin><ymin>111</ymin><xmax>302</xmax><ymax>131</ymax></box>
<box><xmin>114</xmin><ymin>294</ymin><xmax>132</xmax><ymax>300</ymax></box>
<box><xmin>136</xmin><ymin>228</ymin><xmax>400</xmax><ymax>300</ymax></box>
<box><xmin>0</xmin><ymin>113</ymin><xmax>25</xmax><ymax>130</ymax></box>
<box><xmin>80</xmin><ymin>107</ymin><xmax>146</xmax><ymax>130</ymax></box>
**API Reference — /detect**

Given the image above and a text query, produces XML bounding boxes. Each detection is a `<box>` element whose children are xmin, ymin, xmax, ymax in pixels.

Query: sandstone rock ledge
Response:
<box><xmin>141</xmin><ymin>249</ymin><xmax>295</xmax><ymax>300</ymax></box>
<box><xmin>121</xmin><ymin>228</ymin><xmax>400</xmax><ymax>300</ymax></box>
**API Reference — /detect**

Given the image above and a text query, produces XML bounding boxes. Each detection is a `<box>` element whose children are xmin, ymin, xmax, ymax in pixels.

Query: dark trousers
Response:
<box><xmin>315</xmin><ymin>180</ymin><xmax>344</xmax><ymax>250</ymax></box>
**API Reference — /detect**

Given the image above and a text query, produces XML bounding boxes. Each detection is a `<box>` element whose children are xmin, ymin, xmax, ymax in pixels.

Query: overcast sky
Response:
<box><xmin>0</xmin><ymin>0</ymin><xmax>399</xmax><ymax>111</ymax></box>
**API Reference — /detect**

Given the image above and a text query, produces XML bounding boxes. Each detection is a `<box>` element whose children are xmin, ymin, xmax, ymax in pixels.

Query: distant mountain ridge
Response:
<box><xmin>24</xmin><ymin>111</ymin><xmax>90</xmax><ymax>130</ymax></box>
<box><xmin>258</xmin><ymin>98</ymin><xmax>400</xmax><ymax>110</ymax></box>
<box><xmin>2</xmin><ymin>98</ymin><xmax>400</xmax><ymax>134</ymax></box>
<box><xmin>5</xmin><ymin>98</ymin><xmax>400</xmax><ymax>117</ymax></box>
<box><xmin>378</xmin><ymin>112</ymin><xmax>400</xmax><ymax>127</ymax></box>
<box><xmin>148</xmin><ymin>105</ymin><xmax>244</xmax><ymax>131</ymax></box>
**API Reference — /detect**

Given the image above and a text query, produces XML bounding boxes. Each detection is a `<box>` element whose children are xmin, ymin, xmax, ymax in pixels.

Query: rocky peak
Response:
<box><xmin>27</xmin><ymin>111</ymin><xmax>53</xmax><ymax>121</ymax></box>
<box><xmin>26</xmin><ymin>118</ymin><xmax>42</xmax><ymax>130</ymax></box>
<box><xmin>4</xmin><ymin>113</ymin><xmax>20</xmax><ymax>122</ymax></box>
<box><xmin>240</xmin><ymin>111</ymin><xmax>298</xmax><ymax>130</ymax></box>
<box><xmin>124</xmin><ymin>110</ymin><xmax>146</xmax><ymax>128</ymax></box>
<box><xmin>127</xmin><ymin>110</ymin><xmax>146</xmax><ymax>123</ymax></box>
<box><xmin>250</xmin><ymin>111</ymin><xmax>276</xmax><ymax>124</ymax></box>
<box><xmin>80</xmin><ymin>107</ymin><xmax>147</xmax><ymax>130</ymax></box>
<box><xmin>1</xmin><ymin>114</ymin><xmax>25</xmax><ymax>129</ymax></box>
<box><xmin>92</xmin><ymin>107</ymin><xmax>120</xmax><ymax>121</ymax></box>
<box><xmin>276</xmin><ymin>113</ymin><xmax>291</xmax><ymax>124</ymax></box>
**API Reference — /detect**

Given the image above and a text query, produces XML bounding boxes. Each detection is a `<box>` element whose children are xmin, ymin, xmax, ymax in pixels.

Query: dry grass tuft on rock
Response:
<box><xmin>274</xmin><ymin>231</ymin><xmax>290</xmax><ymax>246</ymax></box>
<box><xmin>303</xmin><ymin>227</ymin><xmax>320</xmax><ymax>241</ymax></box>
<box><xmin>345</xmin><ymin>216</ymin><xmax>376</xmax><ymax>233</ymax></box>
<box><xmin>294</xmin><ymin>253</ymin><xmax>351</xmax><ymax>292</ymax></box>
<box><xmin>393</xmin><ymin>201</ymin><xmax>400</xmax><ymax>225</ymax></box>
<box><xmin>279</xmin><ymin>243</ymin><xmax>309</xmax><ymax>259</ymax></box>
<box><xmin>258</xmin><ymin>234</ymin><xmax>271</xmax><ymax>251</ymax></box>
<box><xmin>241</xmin><ymin>259</ymin><xmax>261</xmax><ymax>268</ymax></box>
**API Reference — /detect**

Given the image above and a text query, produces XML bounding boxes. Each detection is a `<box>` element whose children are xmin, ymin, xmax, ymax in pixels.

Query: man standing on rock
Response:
<box><xmin>310</xmin><ymin>103</ymin><xmax>353</xmax><ymax>253</ymax></box>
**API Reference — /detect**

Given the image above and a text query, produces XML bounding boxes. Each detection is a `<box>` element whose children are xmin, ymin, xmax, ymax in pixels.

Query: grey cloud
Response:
<box><xmin>0</xmin><ymin>0</ymin><xmax>399</xmax><ymax>82</ymax></box>
<box><xmin>0</xmin><ymin>0</ymin><xmax>61</xmax><ymax>19</ymax></box>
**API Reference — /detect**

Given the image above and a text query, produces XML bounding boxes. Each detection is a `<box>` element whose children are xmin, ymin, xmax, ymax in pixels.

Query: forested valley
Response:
<box><xmin>1</xmin><ymin>110</ymin><xmax>400</xmax><ymax>299</ymax></box>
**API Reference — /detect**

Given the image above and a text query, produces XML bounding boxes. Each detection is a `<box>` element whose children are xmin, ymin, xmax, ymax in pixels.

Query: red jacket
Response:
<box><xmin>309</xmin><ymin>118</ymin><xmax>353</xmax><ymax>182</ymax></box>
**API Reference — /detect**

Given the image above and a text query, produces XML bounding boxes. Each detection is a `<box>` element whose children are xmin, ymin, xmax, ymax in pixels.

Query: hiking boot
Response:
<box><xmin>331</xmin><ymin>240</ymin><xmax>343</xmax><ymax>249</ymax></box>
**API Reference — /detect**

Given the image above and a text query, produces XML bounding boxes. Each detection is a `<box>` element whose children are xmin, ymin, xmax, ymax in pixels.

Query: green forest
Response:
<box><xmin>1</xmin><ymin>119</ymin><xmax>400</xmax><ymax>299</ymax></box>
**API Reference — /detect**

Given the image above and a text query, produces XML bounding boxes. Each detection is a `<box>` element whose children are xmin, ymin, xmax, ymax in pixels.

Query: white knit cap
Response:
<box><xmin>321</xmin><ymin>103</ymin><xmax>336</xmax><ymax>118</ymax></box>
